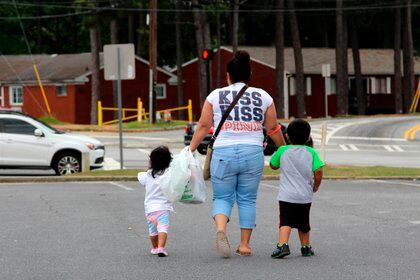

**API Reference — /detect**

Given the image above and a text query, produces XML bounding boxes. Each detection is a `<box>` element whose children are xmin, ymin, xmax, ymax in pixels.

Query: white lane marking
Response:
<box><xmin>348</xmin><ymin>144</ymin><xmax>359</xmax><ymax>151</ymax></box>
<box><xmin>259</xmin><ymin>182</ymin><xmax>278</xmax><ymax>189</ymax></box>
<box><xmin>383</xmin><ymin>145</ymin><xmax>394</xmax><ymax>152</ymax></box>
<box><xmin>370</xmin><ymin>179</ymin><xmax>420</xmax><ymax>188</ymax></box>
<box><xmin>409</xmin><ymin>221</ymin><xmax>420</xmax><ymax>225</ymax></box>
<box><xmin>392</xmin><ymin>145</ymin><xmax>404</xmax><ymax>152</ymax></box>
<box><xmin>95</xmin><ymin>135</ymin><xmax>172</xmax><ymax>141</ymax></box>
<box><xmin>108</xmin><ymin>182</ymin><xmax>134</xmax><ymax>191</ymax></box>
<box><xmin>103</xmin><ymin>157</ymin><xmax>121</xmax><ymax>170</ymax></box>
<box><xmin>330</xmin><ymin>136</ymin><xmax>407</xmax><ymax>142</ymax></box>
<box><xmin>339</xmin><ymin>144</ymin><xmax>349</xmax><ymax>151</ymax></box>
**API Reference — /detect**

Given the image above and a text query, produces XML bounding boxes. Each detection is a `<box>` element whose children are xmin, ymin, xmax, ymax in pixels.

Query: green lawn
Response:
<box><xmin>123</xmin><ymin>120</ymin><xmax>188</xmax><ymax>130</ymax></box>
<box><xmin>74</xmin><ymin>165</ymin><xmax>420</xmax><ymax>178</ymax></box>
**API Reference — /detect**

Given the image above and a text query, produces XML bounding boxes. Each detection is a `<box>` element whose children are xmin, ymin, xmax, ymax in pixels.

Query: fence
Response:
<box><xmin>97</xmin><ymin>98</ymin><xmax>193</xmax><ymax>125</ymax></box>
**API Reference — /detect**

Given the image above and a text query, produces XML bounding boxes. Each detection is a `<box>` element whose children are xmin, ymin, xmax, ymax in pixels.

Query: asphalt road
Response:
<box><xmin>1</xmin><ymin>179</ymin><xmax>420</xmax><ymax>279</ymax></box>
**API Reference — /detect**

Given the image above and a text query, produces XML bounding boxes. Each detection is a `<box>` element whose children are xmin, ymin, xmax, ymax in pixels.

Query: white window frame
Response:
<box><xmin>290</xmin><ymin>77</ymin><xmax>296</xmax><ymax>96</ymax></box>
<box><xmin>306</xmin><ymin>77</ymin><xmax>312</xmax><ymax>96</ymax></box>
<box><xmin>370</xmin><ymin>77</ymin><xmax>377</xmax><ymax>94</ymax></box>
<box><xmin>9</xmin><ymin>86</ymin><xmax>23</xmax><ymax>105</ymax></box>
<box><xmin>156</xmin><ymin>84</ymin><xmax>167</xmax><ymax>99</ymax></box>
<box><xmin>386</xmin><ymin>77</ymin><xmax>391</xmax><ymax>94</ymax></box>
<box><xmin>0</xmin><ymin>86</ymin><xmax>4</xmax><ymax>107</ymax></box>
<box><xmin>56</xmin><ymin>84</ymin><xmax>68</xmax><ymax>97</ymax></box>
<box><xmin>329</xmin><ymin>78</ymin><xmax>336</xmax><ymax>95</ymax></box>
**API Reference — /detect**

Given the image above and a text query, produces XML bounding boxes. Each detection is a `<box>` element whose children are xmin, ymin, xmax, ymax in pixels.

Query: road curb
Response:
<box><xmin>1</xmin><ymin>175</ymin><xmax>419</xmax><ymax>184</ymax></box>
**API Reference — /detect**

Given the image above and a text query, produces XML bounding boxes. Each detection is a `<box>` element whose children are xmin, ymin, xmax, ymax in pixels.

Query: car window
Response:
<box><xmin>0</xmin><ymin>118</ymin><xmax>37</xmax><ymax>135</ymax></box>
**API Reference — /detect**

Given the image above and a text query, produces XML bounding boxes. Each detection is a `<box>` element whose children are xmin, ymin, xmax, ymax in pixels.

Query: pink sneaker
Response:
<box><xmin>150</xmin><ymin>248</ymin><xmax>158</xmax><ymax>255</ymax></box>
<box><xmin>157</xmin><ymin>247</ymin><xmax>168</xmax><ymax>257</ymax></box>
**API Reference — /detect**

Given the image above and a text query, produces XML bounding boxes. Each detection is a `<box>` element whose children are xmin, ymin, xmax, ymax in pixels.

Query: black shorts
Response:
<box><xmin>279</xmin><ymin>201</ymin><xmax>311</xmax><ymax>233</ymax></box>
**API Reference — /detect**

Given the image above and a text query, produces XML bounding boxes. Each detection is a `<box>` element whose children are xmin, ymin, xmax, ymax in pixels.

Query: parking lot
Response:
<box><xmin>1</xmin><ymin>179</ymin><xmax>420</xmax><ymax>280</ymax></box>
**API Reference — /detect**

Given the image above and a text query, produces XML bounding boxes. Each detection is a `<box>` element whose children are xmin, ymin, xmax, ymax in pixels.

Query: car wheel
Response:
<box><xmin>53</xmin><ymin>153</ymin><xmax>81</xmax><ymax>175</ymax></box>
<box><xmin>197</xmin><ymin>146</ymin><xmax>207</xmax><ymax>155</ymax></box>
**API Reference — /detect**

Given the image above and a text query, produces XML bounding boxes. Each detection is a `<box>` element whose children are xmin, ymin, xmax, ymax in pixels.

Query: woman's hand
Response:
<box><xmin>189</xmin><ymin>101</ymin><xmax>214</xmax><ymax>152</ymax></box>
<box><xmin>264</xmin><ymin>103</ymin><xmax>286</xmax><ymax>147</ymax></box>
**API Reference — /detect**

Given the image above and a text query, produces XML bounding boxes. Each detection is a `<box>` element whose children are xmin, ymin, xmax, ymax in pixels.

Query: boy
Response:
<box><xmin>269</xmin><ymin>119</ymin><xmax>324</xmax><ymax>258</ymax></box>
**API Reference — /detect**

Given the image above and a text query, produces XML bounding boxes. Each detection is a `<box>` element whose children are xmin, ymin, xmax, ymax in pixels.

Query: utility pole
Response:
<box><xmin>149</xmin><ymin>0</ymin><xmax>157</xmax><ymax>123</ymax></box>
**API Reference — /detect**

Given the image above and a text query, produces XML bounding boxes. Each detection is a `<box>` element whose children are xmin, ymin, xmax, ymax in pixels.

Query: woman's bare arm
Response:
<box><xmin>264</xmin><ymin>103</ymin><xmax>285</xmax><ymax>147</ymax></box>
<box><xmin>189</xmin><ymin>101</ymin><xmax>214</xmax><ymax>152</ymax></box>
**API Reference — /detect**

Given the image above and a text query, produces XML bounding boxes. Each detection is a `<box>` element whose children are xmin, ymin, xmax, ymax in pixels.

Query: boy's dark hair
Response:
<box><xmin>227</xmin><ymin>50</ymin><xmax>251</xmax><ymax>83</ymax></box>
<box><xmin>149</xmin><ymin>146</ymin><xmax>172</xmax><ymax>178</ymax></box>
<box><xmin>286</xmin><ymin>119</ymin><xmax>311</xmax><ymax>145</ymax></box>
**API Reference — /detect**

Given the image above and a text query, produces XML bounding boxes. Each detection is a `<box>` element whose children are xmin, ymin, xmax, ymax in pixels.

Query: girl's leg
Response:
<box><xmin>150</xmin><ymin>235</ymin><xmax>158</xmax><ymax>248</ymax></box>
<box><xmin>157</xmin><ymin>232</ymin><xmax>167</xmax><ymax>248</ymax></box>
<box><xmin>156</xmin><ymin>211</ymin><xmax>170</xmax><ymax>248</ymax></box>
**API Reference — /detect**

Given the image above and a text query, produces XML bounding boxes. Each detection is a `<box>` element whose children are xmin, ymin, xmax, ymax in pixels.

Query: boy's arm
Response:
<box><xmin>313</xmin><ymin>168</ymin><xmax>323</xmax><ymax>193</ymax></box>
<box><xmin>270</xmin><ymin>162</ymin><xmax>279</xmax><ymax>170</ymax></box>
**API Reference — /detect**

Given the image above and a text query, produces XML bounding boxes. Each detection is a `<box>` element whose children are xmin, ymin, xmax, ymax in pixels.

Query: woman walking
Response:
<box><xmin>189</xmin><ymin>50</ymin><xmax>285</xmax><ymax>258</ymax></box>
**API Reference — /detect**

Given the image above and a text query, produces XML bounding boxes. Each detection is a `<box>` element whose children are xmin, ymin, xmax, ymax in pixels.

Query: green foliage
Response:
<box><xmin>0</xmin><ymin>0</ymin><xmax>418</xmax><ymax>64</ymax></box>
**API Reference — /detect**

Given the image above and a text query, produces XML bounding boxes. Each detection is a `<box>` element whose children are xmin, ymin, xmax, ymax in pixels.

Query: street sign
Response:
<box><xmin>322</xmin><ymin>64</ymin><xmax>331</xmax><ymax>78</ymax></box>
<box><xmin>103</xmin><ymin>43</ymin><xmax>136</xmax><ymax>170</ymax></box>
<box><xmin>104</xmin><ymin>44</ymin><xmax>136</xmax><ymax>81</ymax></box>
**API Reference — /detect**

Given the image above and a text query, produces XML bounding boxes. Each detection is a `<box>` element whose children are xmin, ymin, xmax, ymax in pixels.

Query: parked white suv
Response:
<box><xmin>0</xmin><ymin>111</ymin><xmax>105</xmax><ymax>175</ymax></box>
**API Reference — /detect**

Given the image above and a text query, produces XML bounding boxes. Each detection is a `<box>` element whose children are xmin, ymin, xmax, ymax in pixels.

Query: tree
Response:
<box><xmin>232</xmin><ymin>0</ymin><xmax>239</xmax><ymax>52</ymax></box>
<box><xmin>350</xmin><ymin>19</ymin><xmax>365</xmax><ymax>115</ymax></box>
<box><xmin>110</xmin><ymin>17</ymin><xmax>119</xmax><ymax>114</ymax></box>
<box><xmin>394</xmin><ymin>3</ymin><xmax>403</xmax><ymax>114</ymax></box>
<box><xmin>192</xmin><ymin>0</ymin><xmax>210</xmax><ymax>108</ymax></box>
<box><xmin>274</xmin><ymin>0</ymin><xmax>285</xmax><ymax>118</ymax></box>
<box><xmin>335</xmin><ymin>0</ymin><xmax>348</xmax><ymax>115</ymax></box>
<box><xmin>89</xmin><ymin>21</ymin><xmax>100</xmax><ymax>124</ymax></box>
<box><xmin>402</xmin><ymin>0</ymin><xmax>414</xmax><ymax>112</ymax></box>
<box><xmin>175</xmin><ymin>0</ymin><xmax>184</xmax><ymax>119</ymax></box>
<box><xmin>288</xmin><ymin>0</ymin><xmax>306</xmax><ymax>118</ymax></box>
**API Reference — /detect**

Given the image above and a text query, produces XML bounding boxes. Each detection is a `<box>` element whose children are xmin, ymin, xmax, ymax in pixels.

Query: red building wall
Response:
<box><xmin>77</xmin><ymin>60</ymin><xmax>179</xmax><ymax>124</ymax></box>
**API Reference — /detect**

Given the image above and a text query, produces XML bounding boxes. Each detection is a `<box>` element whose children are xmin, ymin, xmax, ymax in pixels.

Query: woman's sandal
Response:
<box><xmin>235</xmin><ymin>246</ymin><xmax>252</xmax><ymax>256</ymax></box>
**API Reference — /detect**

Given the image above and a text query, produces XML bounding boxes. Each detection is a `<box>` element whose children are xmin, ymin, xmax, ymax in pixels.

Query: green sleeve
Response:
<box><xmin>270</xmin><ymin>146</ymin><xmax>288</xmax><ymax>168</ymax></box>
<box><xmin>306</xmin><ymin>147</ymin><xmax>325</xmax><ymax>171</ymax></box>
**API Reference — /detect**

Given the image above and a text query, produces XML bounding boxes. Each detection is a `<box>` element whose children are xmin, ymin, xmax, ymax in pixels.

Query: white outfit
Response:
<box><xmin>206</xmin><ymin>82</ymin><xmax>273</xmax><ymax>148</ymax></box>
<box><xmin>138</xmin><ymin>171</ymin><xmax>174</xmax><ymax>214</ymax></box>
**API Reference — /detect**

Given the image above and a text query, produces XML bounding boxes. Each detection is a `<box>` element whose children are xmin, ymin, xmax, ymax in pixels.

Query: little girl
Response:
<box><xmin>138</xmin><ymin>146</ymin><xmax>173</xmax><ymax>257</ymax></box>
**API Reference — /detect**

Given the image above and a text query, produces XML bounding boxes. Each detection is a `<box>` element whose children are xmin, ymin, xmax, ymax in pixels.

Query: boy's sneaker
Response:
<box><xmin>157</xmin><ymin>247</ymin><xmax>168</xmax><ymax>257</ymax></box>
<box><xmin>301</xmin><ymin>245</ymin><xmax>314</xmax><ymax>257</ymax></box>
<box><xmin>150</xmin><ymin>248</ymin><xmax>158</xmax><ymax>255</ymax></box>
<box><xmin>271</xmin><ymin>243</ymin><xmax>290</xmax><ymax>259</ymax></box>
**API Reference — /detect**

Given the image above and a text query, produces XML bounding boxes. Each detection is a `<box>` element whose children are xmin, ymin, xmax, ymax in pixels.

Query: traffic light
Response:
<box><xmin>201</xmin><ymin>49</ymin><xmax>213</xmax><ymax>61</ymax></box>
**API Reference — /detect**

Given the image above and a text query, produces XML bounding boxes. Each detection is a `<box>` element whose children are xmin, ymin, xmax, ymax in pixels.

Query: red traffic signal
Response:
<box><xmin>201</xmin><ymin>49</ymin><xmax>213</xmax><ymax>61</ymax></box>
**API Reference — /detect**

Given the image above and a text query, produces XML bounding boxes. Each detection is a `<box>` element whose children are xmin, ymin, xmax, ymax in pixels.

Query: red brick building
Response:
<box><xmin>0</xmin><ymin>53</ymin><xmax>179</xmax><ymax>124</ymax></box>
<box><xmin>178</xmin><ymin>46</ymin><xmax>420</xmax><ymax>118</ymax></box>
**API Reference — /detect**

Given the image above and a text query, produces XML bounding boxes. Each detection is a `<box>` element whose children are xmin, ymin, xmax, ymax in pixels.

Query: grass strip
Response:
<box><xmin>74</xmin><ymin>165</ymin><xmax>420</xmax><ymax>178</ymax></box>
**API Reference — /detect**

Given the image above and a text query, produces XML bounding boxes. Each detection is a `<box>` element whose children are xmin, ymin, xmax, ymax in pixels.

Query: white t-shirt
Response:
<box><xmin>206</xmin><ymin>82</ymin><xmax>273</xmax><ymax>148</ymax></box>
<box><xmin>138</xmin><ymin>171</ymin><xmax>174</xmax><ymax>214</ymax></box>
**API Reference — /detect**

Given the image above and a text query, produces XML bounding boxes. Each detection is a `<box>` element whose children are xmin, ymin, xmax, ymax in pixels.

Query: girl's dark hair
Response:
<box><xmin>227</xmin><ymin>50</ymin><xmax>251</xmax><ymax>83</ymax></box>
<box><xmin>149</xmin><ymin>146</ymin><xmax>172</xmax><ymax>178</ymax></box>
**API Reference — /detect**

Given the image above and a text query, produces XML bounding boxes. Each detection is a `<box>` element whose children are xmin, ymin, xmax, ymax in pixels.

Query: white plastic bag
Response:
<box><xmin>159</xmin><ymin>147</ymin><xmax>191</xmax><ymax>202</ymax></box>
<box><xmin>181</xmin><ymin>151</ymin><xmax>206</xmax><ymax>204</ymax></box>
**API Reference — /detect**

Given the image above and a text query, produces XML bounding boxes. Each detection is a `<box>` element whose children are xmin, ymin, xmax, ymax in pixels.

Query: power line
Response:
<box><xmin>0</xmin><ymin>1</ymin><xmax>418</xmax><ymax>14</ymax></box>
<box><xmin>0</xmin><ymin>9</ymin><xmax>93</xmax><ymax>20</ymax></box>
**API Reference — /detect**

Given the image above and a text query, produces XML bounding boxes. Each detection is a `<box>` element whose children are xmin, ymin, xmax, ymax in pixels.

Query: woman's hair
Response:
<box><xmin>227</xmin><ymin>50</ymin><xmax>251</xmax><ymax>83</ymax></box>
<box><xmin>149</xmin><ymin>146</ymin><xmax>172</xmax><ymax>178</ymax></box>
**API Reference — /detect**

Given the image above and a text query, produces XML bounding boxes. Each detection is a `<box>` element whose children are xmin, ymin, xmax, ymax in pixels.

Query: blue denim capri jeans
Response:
<box><xmin>210</xmin><ymin>144</ymin><xmax>264</xmax><ymax>229</ymax></box>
